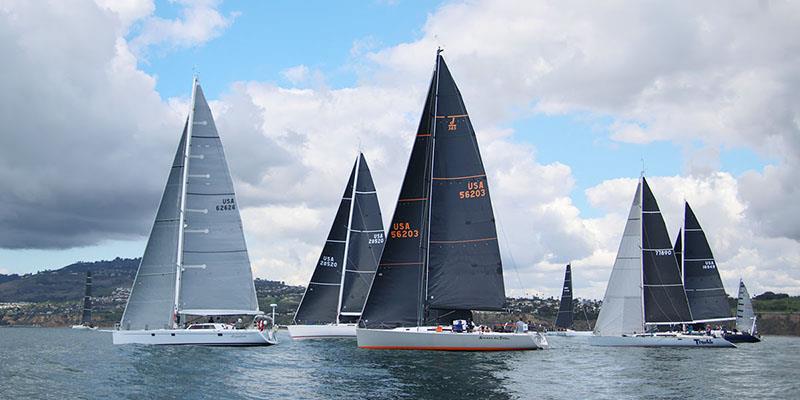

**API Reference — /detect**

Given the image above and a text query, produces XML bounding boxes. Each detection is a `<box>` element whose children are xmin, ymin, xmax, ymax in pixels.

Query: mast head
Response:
<box><xmin>436</xmin><ymin>46</ymin><xmax>444</xmax><ymax>56</ymax></box>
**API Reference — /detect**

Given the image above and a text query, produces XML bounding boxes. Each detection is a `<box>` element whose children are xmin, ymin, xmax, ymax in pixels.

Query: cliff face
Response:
<box><xmin>757</xmin><ymin>313</ymin><xmax>800</xmax><ymax>336</ymax></box>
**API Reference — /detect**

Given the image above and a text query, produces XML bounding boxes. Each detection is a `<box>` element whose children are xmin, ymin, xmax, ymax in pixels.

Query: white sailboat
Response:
<box><xmin>546</xmin><ymin>264</ymin><xmax>592</xmax><ymax>337</ymax></box>
<box><xmin>71</xmin><ymin>271</ymin><xmax>97</xmax><ymax>330</ymax></box>
<box><xmin>588</xmin><ymin>176</ymin><xmax>734</xmax><ymax>348</ymax></box>
<box><xmin>112</xmin><ymin>77</ymin><xmax>276</xmax><ymax>346</ymax></box>
<box><xmin>289</xmin><ymin>152</ymin><xmax>385</xmax><ymax>339</ymax></box>
<box><xmin>356</xmin><ymin>50</ymin><xmax>548</xmax><ymax>351</ymax></box>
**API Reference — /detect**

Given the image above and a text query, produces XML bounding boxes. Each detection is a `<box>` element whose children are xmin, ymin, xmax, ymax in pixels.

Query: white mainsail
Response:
<box><xmin>120</xmin><ymin>78</ymin><xmax>259</xmax><ymax>331</ymax></box>
<box><xmin>594</xmin><ymin>181</ymin><xmax>644</xmax><ymax>336</ymax></box>
<box><xmin>736</xmin><ymin>280</ymin><xmax>757</xmax><ymax>334</ymax></box>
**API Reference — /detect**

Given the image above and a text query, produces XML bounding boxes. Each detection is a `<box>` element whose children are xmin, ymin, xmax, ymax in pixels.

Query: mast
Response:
<box><xmin>639</xmin><ymin>174</ymin><xmax>646</xmax><ymax>333</ymax></box>
<box><xmin>420</xmin><ymin>48</ymin><xmax>443</xmax><ymax>327</ymax></box>
<box><xmin>173</xmin><ymin>75</ymin><xmax>197</xmax><ymax>328</ymax></box>
<box><xmin>336</xmin><ymin>152</ymin><xmax>360</xmax><ymax>324</ymax></box>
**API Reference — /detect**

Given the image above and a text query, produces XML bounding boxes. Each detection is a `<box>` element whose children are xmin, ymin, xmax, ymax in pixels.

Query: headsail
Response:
<box><xmin>361</xmin><ymin>52</ymin><xmax>504</xmax><ymax>329</ymax></box>
<box><xmin>120</xmin><ymin>126</ymin><xmax>185</xmax><ymax>330</ymax></box>
<box><xmin>81</xmin><ymin>271</ymin><xmax>93</xmax><ymax>325</ymax></box>
<box><xmin>674</xmin><ymin>230</ymin><xmax>682</xmax><ymax>274</ymax></box>
<box><xmin>680</xmin><ymin>202</ymin><xmax>732</xmax><ymax>322</ymax></box>
<box><xmin>555</xmin><ymin>264</ymin><xmax>574</xmax><ymax>329</ymax></box>
<box><xmin>641</xmin><ymin>178</ymin><xmax>693</xmax><ymax>325</ymax></box>
<box><xmin>594</xmin><ymin>181</ymin><xmax>644</xmax><ymax>336</ymax></box>
<box><xmin>736</xmin><ymin>280</ymin><xmax>757</xmax><ymax>334</ymax></box>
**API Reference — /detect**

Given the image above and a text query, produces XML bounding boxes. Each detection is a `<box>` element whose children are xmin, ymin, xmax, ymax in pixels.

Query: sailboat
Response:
<box><xmin>588</xmin><ymin>176</ymin><xmax>734</xmax><ymax>347</ymax></box>
<box><xmin>723</xmin><ymin>279</ymin><xmax>761</xmax><ymax>343</ymax></box>
<box><xmin>112</xmin><ymin>77</ymin><xmax>277</xmax><ymax>346</ymax></box>
<box><xmin>288</xmin><ymin>152</ymin><xmax>385</xmax><ymax>339</ymax></box>
<box><xmin>546</xmin><ymin>264</ymin><xmax>592</xmax><ymax>337</ymax></box>
<box><xmin>71</xmin><ymin>271</ymin><xmax>96</xmax><ymax>330</ymax></box>
<box><xmin>356</xmin><ymin>50</ymin><xmax>548</xmax><ymax>351</ymax></box>
<box><xmin>675</xmin><ymin>202</ymin><xmax>736</xmax><ymax>326</ymax></box>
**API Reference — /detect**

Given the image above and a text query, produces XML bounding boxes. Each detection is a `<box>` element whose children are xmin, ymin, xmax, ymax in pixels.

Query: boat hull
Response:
<box><xmin>545</xmin><ymin>329</ymin><xmax>593</xmax><ymax>337</ymax></box>
<box><xmin>357</xmin><ymin>327</ymin><xmax>549</xmax><ymax>351</ymax></box>
<box><xmin>723</xmin><ymin>332</ymin><xmax>761</xmax><ymax>343</ymax></box>
<box><xmin>71</xmin><ymin>325</ymin><xmax>97</xmax><ymax>330</ymax></box>
<box><xmin>288</xmin><ymin>323</ymin><xmax>356</xmax><ymax>339</ymax></box>
<box><xmin>112</xmin><ymin>328</ymin><xmax>277</xmax><ymax>346</ymax></box>
<box><xmin>588</xmin><ymin>334</ymin><xmax>735</xmax><ymax>348</ymax></box>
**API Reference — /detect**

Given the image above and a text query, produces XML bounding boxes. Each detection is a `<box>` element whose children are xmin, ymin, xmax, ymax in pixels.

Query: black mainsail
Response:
<box><xmin>554</xmin><ymin>264</ymin><xmax>574</xmax><ymax>329</ymax></box>
<box><xmin>361</xmin><ymin>51</ymin><xmax>505</xmax><ymax>329</ymax></box>
<box><xmin>678</xmin><ymin>202</ymin><xmax>732</xmax><ymax>323</ymax></box>
<box><xmin>81</xmin><ymin>271</ymin><xmax>92</xmax><ymax>326</ymax></box>
<box><xmin>294</xmin><ymin>153</ymin><xmax>385</xmax><ymax>325</ymax></box>
<box><xmin>641</xmin><ymin>178</ymin><xmax>693</xmax><ymax>325</ymax></box>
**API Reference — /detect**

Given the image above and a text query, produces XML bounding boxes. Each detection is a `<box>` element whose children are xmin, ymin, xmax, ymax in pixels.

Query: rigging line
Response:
<box><xmin>495</xmin><ymin>208</ymin><xmax>527</xmax><ymax>297</ymax></box>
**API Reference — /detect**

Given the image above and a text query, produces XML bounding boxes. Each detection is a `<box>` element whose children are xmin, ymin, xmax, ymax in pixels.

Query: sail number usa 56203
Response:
<box><xmin>390</xmin><ymin>222</ymin><xmax>419</xmax><ymax>239</ymax></box>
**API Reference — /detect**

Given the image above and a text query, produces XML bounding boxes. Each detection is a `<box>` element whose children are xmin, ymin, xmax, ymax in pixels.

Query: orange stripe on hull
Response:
<box><xmin>359</xmin><ymin>345</ymin><xmax>536</xmax><ymax>351</ymax></box>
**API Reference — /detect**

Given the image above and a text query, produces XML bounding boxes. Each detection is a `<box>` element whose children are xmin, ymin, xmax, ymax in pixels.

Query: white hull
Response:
<box><xmin>357</xmin><ymin>327</ymin><xmax>549</xmax><ymax>351</ymax></box>
<box><xmin>588</xmin><ymin>334</ymin><xmax>735</xmax><ymax>348</ymax></box>
<box><xmin>112</xmin><ymin>328</ymin><xmax>277</xmax><ymax>346</ymax></box>
<box><xmin>545</xmin><ymin>329</ymin><xmax>593</xmax><ymax>337</ymax></box>
<box><xmin>71</xmin><ymin>325</ymin><xmax>97</xmax><ymax>330</ymax></box>
<box><xmin>288</xmin><ymin>323</ymin><xmax>356</xmax><ymax>339</ymax></box>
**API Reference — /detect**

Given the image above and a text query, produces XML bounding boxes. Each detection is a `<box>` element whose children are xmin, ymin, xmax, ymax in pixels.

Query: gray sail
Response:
<box><xmin>554</xmin><ymin>264</ymin><xmax>574</xmax><ymax>329</ymax></box>
<box><xmin>81</xmin><ymin>271</ymin><xmax>93</xmax><ymax>325</ymax></box>
<box><xmin>594</xmin><ymin>181</ymin><xmax>644</xmax><ymax>336</ymax></box>
<box><xmin>681</xmin><ymin>202</ymin><xmax>732</xmax><ymax>322</ymax></box>
<box><xmin>736</xmin><ymin>280</ymin><xmax>757</xmax><ymax>334</ymax></box>
<box><xmin>178</xmin><ymin>84</ymin><xmax>259</xmax><ymax>315</ymax></box>
<box><xmin>641</xmin><ymin>178</ymin><xmax>693</xmax><ymax>325</ymax></box>
<box><xmin>340</xmin><ymin>153</ymin><xmax>385</xmax><ymax>321</ymax></box>
<box><xmin>674</xmin><ymin>230</ymin><xmax>682</xmax><ymax>274</ymax></box>
<box><xmin>294</xmin><ymin>163</ymin><xmax>355</xmax><ymax>324</ymax></box>
<box><xmin>120</xmin><ymin>127</ymin><xmax>185</xmax><ymax>330</ymax></box>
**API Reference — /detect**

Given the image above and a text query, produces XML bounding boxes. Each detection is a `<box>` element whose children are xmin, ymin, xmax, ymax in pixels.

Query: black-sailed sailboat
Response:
<box><xmin>547</xmin><ymin>264</ymin><xmax>592</xmax><ymax>337</ymax></box>
<box><xmin>589</xmin><ymin>176</ymin><xmax>735</xmax><ymax>347</ymax></box>
<box><xmin>356</xmin><ymin>50</ymin><xmax>548</xmax><ymax>351</ymax></box>
<box><xmin>724</xmin><ymin>279</ymin><xmax>761</xmax><ymax>343</ymax></box>
<box><xmin>71</xmin><ymin>271</ymin><xmax>96</xmax><ymax>330</ymax></box>
<box><xmin>289</xmin><ymin>152</ymin><xmax>385</xmax><ymax>339</ymax></box>
<box><xmin>676</xmin><ymin>202</ymin><xmax>735</xmax><ymax>325</ymax></box>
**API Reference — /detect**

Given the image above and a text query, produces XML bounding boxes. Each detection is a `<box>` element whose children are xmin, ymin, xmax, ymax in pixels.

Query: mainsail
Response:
<box><xmin>294</xmin><ymin>153</ymin><xmax>385</xmax><ymax>324</ymax></box>
<box><xmin>361</xmin><ymin>51</ymin><xmax>504</xmax><ymax>329</ymax></box>
<box><xmin>595</xmin><ymin>177</ymin><xmax>693</xmax><ymax>336</ymax></box>
<box><xmin>81</xmin><ymin>271</ymin><xmax>92</xmax><ymax>325</ymax></box>
<box><xmin>555</xmin><ymin>264</ymin><xmax>574</xmax><ymax>329</ymax></box>
<box><xmin>120</xmin><ymin>78</ymin><xmax>259</xmax><ymax>330</ymax></box>
<box><xmin>736</xmin><ymin>280</ymin><xmax>757</xmax><ymax>334</ymax></box>
<box><xmin>679</xmin><ymin>202</ymin><xmax>732</xmax><ymax>322</ymax></box>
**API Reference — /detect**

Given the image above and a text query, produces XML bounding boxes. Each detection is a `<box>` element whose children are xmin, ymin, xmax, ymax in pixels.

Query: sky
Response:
<box><xmin>1</xmin><ymin>0</ymin><xmax>798</xmax><ymax>300</ymax></box>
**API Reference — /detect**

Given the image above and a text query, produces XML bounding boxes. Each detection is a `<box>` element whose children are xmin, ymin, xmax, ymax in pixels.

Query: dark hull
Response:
<box><xmin>723</xmin><ymin>332</ymin><xmax>761</xmax><ymax>343</ymax></box>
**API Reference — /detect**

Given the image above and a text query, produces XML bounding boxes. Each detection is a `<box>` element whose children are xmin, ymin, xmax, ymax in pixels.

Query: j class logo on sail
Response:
<box><xmin>319</xmin><ymin>255</ymin><xmax>338</xmax><ymax>268</ymax></box>
<box><xmin>654</xmin><ymin>249</ymin><xmax>673</xmax><ymax>256</ymax></box>
<box><xmin>702</xmin><ymin>260</ymin><xmax>717</xmax><ymax>270</ymax></box>
<box><xmin>390</xmin><ymin>222</ymin><xmax>419</xmax><ymax>239</ymax></box>
<box><xmin>459</xmin><ymin>180</ymin><xmax>486</xmax><ymax>199</ymax></box>
<box><xmin>368</xmin><ymin>233</ymin><xmax>385</xmax><ymax>245</ymax></box>
<box><xmin>215</xmin><ymin>197</ymin><xmax>236</xmax><ymax>211</ymax></box>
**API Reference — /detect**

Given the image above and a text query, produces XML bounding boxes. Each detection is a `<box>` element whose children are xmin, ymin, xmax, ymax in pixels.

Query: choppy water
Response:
<box><xmin>0</xmin><ymin>328</ymin><xmax>798</xmax><ymax>399</ymax></box>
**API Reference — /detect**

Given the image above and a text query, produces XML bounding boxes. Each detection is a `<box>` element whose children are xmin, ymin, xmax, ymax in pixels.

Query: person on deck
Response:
<box><xmin>515</xmin><ymin>319</ymin><xmax>526</xmax><ymax>333</ymax></box>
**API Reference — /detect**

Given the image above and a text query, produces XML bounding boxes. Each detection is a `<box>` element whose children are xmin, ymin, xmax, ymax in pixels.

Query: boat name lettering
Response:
<box><xmin>368</xmin><ymin>233</ymin><xmax>385</xmax><ymax>245</ymax></box>
<box><xmin>215</xmin><ymin>198</ymin><xmax>236</xmax><ymax>211</ymax></box>
<box><xmin>693</xmin><ymin>338</ymin><xmax>713</xmax><ymax>345</ymax></box>
<box><xmin>478</xmin><ymin>335</ymin><xmax>510</xmax><ymax>341</ymax></box>
<box><xmin>459</xmin><ymin>180</ymin><xmax>486</xmax><ymax>199</ymax></box>
<box><xmin>390</xmin><ymin>222</ymin><xmax>419</xmax><ymax>239</ymax></box>
<box><xmin>319</xmin><ymin>255</ymin><xmax>338</xmax><ymax>268</ymax></box>
<box><xmin>654</xmin><ymin>249</ymin><xmax>672</xmax><ymax>256</ymax></box>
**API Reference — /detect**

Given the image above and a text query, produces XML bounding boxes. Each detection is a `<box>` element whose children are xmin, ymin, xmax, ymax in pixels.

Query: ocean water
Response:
<box><xmin>0</xmin><ymin>328</ymin><xmax>798</xmax><ymax>399</ymax></box>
